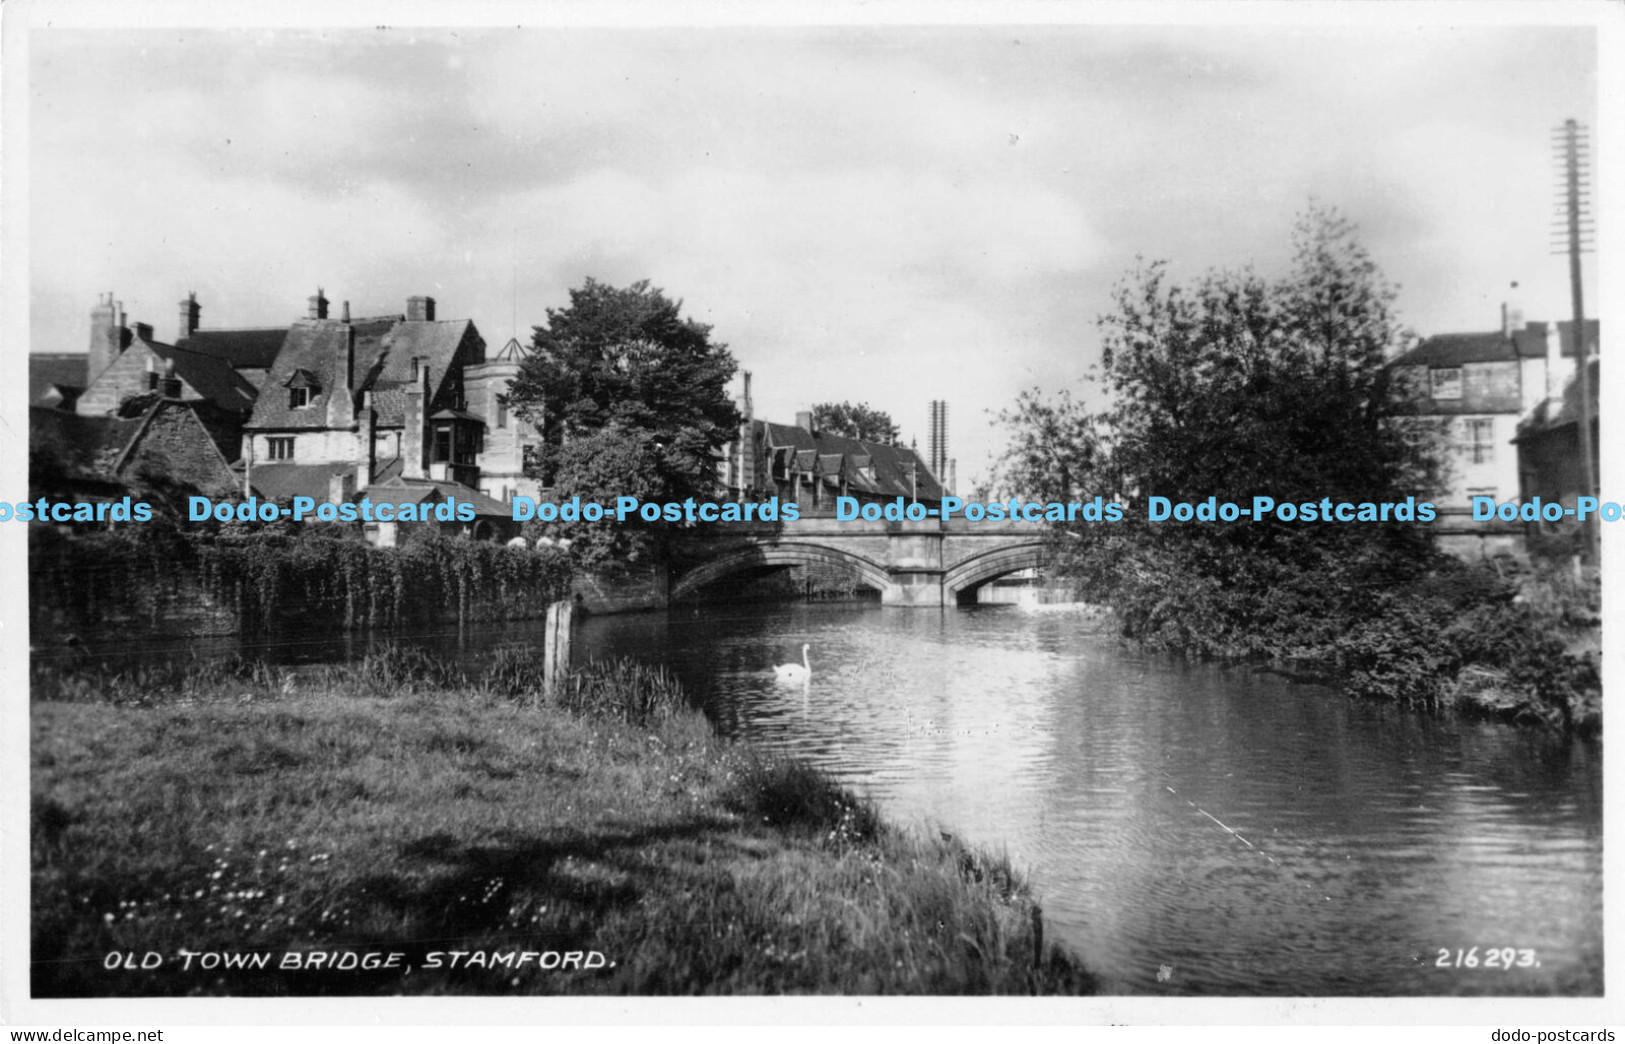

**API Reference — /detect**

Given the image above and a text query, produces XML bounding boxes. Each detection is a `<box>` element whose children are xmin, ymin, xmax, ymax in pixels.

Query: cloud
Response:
<box><xmin>23</xmin><ymin>23</ymin><xmax>1599</xmax><ymax>484</ymax></box>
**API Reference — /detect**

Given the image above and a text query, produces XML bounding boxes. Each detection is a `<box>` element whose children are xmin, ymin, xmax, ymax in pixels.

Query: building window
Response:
<box><xmin>289</xmin><ymin>387</ymin><xmax>311</xmax><ymax>409</ymax></box>
<box><xmin>1463</xmin><ymin>419</ymin><xmax>1495</xmax><ymax>465</ymax></box>
<box><xmin>1430</xmin><ymin>367</ymin><xmax>1463</xmax><ymax>400</ymax></box>
<box><xmin>433</xmin><ymin>426</ymin><xmax>452</xmax><ymax>463</ymax></box>
<box><xmin>496</xmin><ymin>397</ymin><xmax>508</xmax><ymax>429</ymax></box>
<box><xmin>266</xmin><ymin>437</ymin><xmax>295</xmax><ymax>461</ymax></box>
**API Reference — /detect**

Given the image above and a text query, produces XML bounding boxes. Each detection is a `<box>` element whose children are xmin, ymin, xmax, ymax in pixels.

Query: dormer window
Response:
<box><xmin>284</xmin><ymin>368</ymin><xmax>320</xmax><ymax>409</ymax></box>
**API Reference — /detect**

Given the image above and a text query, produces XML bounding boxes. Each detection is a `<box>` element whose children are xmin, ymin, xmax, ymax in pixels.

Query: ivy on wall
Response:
<box><xmin>30</xmin><ymin>527</ymin><xmax>573</xmax><ymax>636</ymax></box>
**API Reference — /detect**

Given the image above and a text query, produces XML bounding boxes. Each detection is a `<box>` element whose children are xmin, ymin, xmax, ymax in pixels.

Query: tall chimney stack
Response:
<box><xmin>178</xmin><ymin>291</ymin><xmax>200</xmax><ymax>342</ymax></box>
<box><xmin>407</xmin><ymin>296</ymin><xmax>436</xmax><ymax>322</ymax></box>
<box><xmin>308</xmin><ymin>288</ymin><xmax>329</xmax><ymax>320</ymax></box>
<box><xmin>88</xmin><ymin>293</ymin><xmax>121</xmax><ymax>380</ymax></box>
<box><xmin>1501</xmin><ymin>281</ymin><xmax>1523</xmax><ymax>339</ymax></box>
<box><xmin>739</xmin><ymin>371</ymin><xmax>755</xmax><ymax>499</ymax></box>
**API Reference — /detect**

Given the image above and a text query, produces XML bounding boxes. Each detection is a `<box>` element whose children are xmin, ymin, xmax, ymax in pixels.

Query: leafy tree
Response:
<box><xmin>997</xmin><ymin>206</ymin><xmax>1448</xmax><ymax>649</ymax></box>
<box><xmin>506</xmin><ymin>278</ymin><xmax>742</xmax><ymax>515</ymax></box>
<box><xmin>523</xmin><ymin>425</ymin><xmax>666</xmax><ymax>567</ymax></box>
<box><xmin>811</xmin><ymin>401</ymin><xmax>900</xmax><ymax>443</ymax></box>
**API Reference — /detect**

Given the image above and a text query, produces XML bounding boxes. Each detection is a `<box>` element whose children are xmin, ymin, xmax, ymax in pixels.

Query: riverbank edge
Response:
<box><xmin>30</xmin><ymin>653</ymin><xmax>1097</xmax><ymax>997</ymax></box>
<box><xmin>1063</xmin><ymin>567</ymin><xmax>1601</xmax><ymax>734</ymax></box>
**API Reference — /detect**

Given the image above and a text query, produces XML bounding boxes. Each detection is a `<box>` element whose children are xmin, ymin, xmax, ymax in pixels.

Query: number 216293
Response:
<box><xmin>1436</xmin><ymin>947</ymin><xmax>1540</xmax><ymax>970</ymax></box>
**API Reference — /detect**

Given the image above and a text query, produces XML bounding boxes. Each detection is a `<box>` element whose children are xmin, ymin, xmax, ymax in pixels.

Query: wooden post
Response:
<box><xmin>541</xmin><ymin>598</ymin><xmax>574</xmax><ymax>705</ymax></box>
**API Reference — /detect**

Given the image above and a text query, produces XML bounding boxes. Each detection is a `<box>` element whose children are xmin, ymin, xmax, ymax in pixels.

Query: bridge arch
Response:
<box><xmin>671</xmin><ymin>541</ymin><xmax>894</xmax><ymax>603</ymax></box>
<box><xmin>941</xmin><ymin>542</ymin><xmax>1048</xmax><ymax>600</ymax></box>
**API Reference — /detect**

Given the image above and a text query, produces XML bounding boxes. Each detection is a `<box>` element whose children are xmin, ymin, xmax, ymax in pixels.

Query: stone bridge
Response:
<box><xmin>670</xmin><ymin>515</ymin><xmax>1049</xmax><ymax>607</ymax></box>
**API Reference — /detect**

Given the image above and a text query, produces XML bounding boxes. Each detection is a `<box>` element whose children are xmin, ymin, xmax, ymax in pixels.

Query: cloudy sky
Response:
<box><xmin>22</xmin><ymin>12</ymin><xmax>1600</xmax><ymax>485</ymax></box>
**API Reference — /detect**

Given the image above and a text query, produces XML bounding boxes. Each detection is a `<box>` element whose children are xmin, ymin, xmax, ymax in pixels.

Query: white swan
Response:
<box><xmin>773</xmin><ymin>643</ymin><xmax>811</xmax><ymax>683</ymax></box>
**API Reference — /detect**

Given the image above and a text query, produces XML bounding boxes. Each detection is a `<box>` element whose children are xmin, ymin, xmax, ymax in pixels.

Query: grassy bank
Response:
<box><xmin>31</xmin><ymin>650</ymin><xmax>1094</xmax><ymax>996</ymax></box>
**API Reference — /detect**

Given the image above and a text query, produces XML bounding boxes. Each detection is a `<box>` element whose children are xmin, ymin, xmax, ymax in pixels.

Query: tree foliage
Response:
<box><xmin>811</xmin><ymin>401</ymin><xmax>900</xmax><ymax>443</ymax></box>
<box><xmin>1001</xmin><ymin>206</ymin><xmax>1445</xmax><ymax>559</ymax></box>
<box><xmin>997</xmin><ymin>206</ymin><xmax>1452</xmax><ymax>658</ymax></box>
<box><xmin>506</xmin><ymin>279</ymin><xmax>741</xmax><ymax>514</ymax></box>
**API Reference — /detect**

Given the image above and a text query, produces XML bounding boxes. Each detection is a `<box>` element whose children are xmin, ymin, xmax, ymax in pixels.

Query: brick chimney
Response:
<box><xmin>796</xmin><ymin>410</ymin><xmax>814</xmax><ymax>433</ymax></box>
<box><xmin>308</xmin><ymin>288</ymin><xmax>329</xmax><ymax>320</ymax></box>
<box><xmin>178</xmin><ymin>291</ymin><xmax>200</xmax><ymax>341</ymax></box>
<box><xmin>403</xmin><ymin>365</ymin><xmax>430</xmax><ymax>479</ymax></box>
<box><xmin>407</xmin><ymin>296</ymin><xmax>436</xmax><ymax>322</ymax></box>
<box><xmin>131</xmin><ymin>321</ymin><xmax>153</xmax><ymax>344</ymax></box>
<box><xmin>88</xmin><ymin>293</ymin><xmax>123</xmax><ymax>381</ymax></box>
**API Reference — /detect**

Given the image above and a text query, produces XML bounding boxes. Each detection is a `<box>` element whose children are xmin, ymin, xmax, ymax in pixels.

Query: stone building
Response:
<box><xmin>241</xmin><ymin>291</ymin><xmax>489</xmax><ymax>498</ymax></box>
<box><xmin>31</xmin><ymin>391</ymin><xmax>241</xmax><ymax>506</ymax></box>
<box><xmin>74</xmin><ymin>291</ymin><xmax>281</xmax><ymax>419</ymax></box>
<box><xmin>463</xmin><ymin>336</ymin><xmax>546</xmax><ymax>504</ymax></box>
<box><xmin>726</xmin><ymin>409</ymin><xmax>945</xmax><ymax>513</ymax></box>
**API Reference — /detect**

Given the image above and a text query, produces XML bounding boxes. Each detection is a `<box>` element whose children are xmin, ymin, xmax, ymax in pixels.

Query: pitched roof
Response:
<box><xmin>1392</xmin><ymin>332</ymin><xmax>1517</xmax><ymax>367</ymax></box>
<box><xmin>247</xmin><ymin>316</ymin><xmax>475</xmax><ymax>430</ymax></box>
<box><xmin>29</xmin><ymin>353</ymin><xmax>90</xmax><ymax>405</ymax></box>
<box><xmin>1396</xmin><ymin>320</ymin><xmax>1603</xmax><ymax>368</ymax></box>
<box><xmin>364</xmin><ymin>476</ymin><xmax>511</xmax><ymax>518</ymax></box>
<box><xmin>246</xmin><ymin>461</ymin><xmax>357</xmax><ymax>502</ymax></box>
<box><xmin>174</xmin><ymin>327</ymin><xmax>289</xmax><ymax>370</ymax></box>
<box><xmin>376</xmin><ymin>319</ymin><xmax>478</xmax><ymax>386</ymax></box>
<box><xmin>141</xmin><ymin>337</ymin><xmax>259</xmax><ymax>413</ymax></box>
<box><xmin>245</xmin><ymin>320</ymin><xmax>363</xmax><ymax>430</ymax></box>
<box><xmin>30</xmin><ymin>406</ymin><xmax>145</xmax><ymax>478</ymax></box>
<box><xmin>113</xmin><ymin>391</ymin><xmax>247</xmax><ymax>464</ymax></box>
<box><xmin>757</xmin><ymin>419</ymin><xmax>946</xmax><ymax>501</ymax></box>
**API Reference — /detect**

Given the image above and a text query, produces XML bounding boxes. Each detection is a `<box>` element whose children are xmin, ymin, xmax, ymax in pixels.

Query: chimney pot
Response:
<box><xmin>342</xmin><ymin>300</ymin><xmax>351</xmax><ymax>323</ymax></box>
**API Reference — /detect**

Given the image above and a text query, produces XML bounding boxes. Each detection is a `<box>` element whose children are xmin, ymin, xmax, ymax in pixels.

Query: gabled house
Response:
<box><xmin>75</xmin><ymin>292</ymin><xmax>273</xmax><ymax>420</ymax></box>
<box><xmin>1390</xmin><ymin>297</ymin><xmax>1600</xmax><ymax>556</ymax></box>
<box><xmin>241</xmin><ymin>292</ymin><xmax>489</xmax><ymax>495</ymax></box>
<box><xmin>730</xmin><ymin>410</ymin><xmax>945</xmax><ymax>513</ymax></box>
<box><xmin>30</xmin><ymin>391</ymin><xmax>241</xmax><ymax>508</ymax></box>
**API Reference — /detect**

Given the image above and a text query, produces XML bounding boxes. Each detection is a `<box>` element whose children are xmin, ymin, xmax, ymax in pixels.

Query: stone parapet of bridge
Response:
<box><xmin>671</xmin><ymin>516</ymin><xmax>1048</xmax><ymax>607</ymax></box>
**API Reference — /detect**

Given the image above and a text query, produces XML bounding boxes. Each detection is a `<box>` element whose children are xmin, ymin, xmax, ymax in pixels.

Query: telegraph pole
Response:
<box><xmin>1554</xmin><ymin>119</ymin><xmax>1597</xmax><ymax>561</ymax></box>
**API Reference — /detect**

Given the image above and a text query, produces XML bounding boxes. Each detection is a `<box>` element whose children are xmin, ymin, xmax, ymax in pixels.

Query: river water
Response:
<box><xmin>573</xmin><ymin>601</ymin><xmax>1602</xmax><ymax>997</ymax></box>
<box><xmin>59</xmin><ymin>600</ymin><xmax>1602</xmax><ymax>996</ymax></box>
